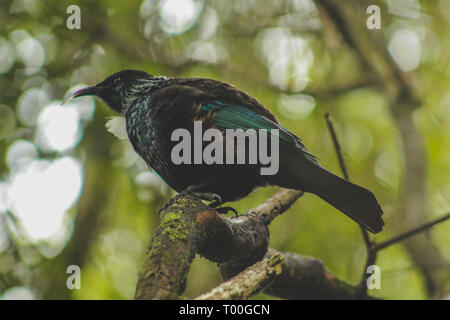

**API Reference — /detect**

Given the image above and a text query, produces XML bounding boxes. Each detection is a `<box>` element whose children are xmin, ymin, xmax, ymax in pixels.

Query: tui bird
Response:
<box><xmin>69</xmin><ymin>70</ymin><xmax>384</xmax><ymax>233</ymax></box>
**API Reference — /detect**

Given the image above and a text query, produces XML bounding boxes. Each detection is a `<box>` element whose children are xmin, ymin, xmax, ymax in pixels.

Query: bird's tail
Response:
<box><xmin>303</xmin><ymin>164</ymin><xmax>384</xmax><ymax>233</ymax></box>
<box><xmin>273</xmin><ymin>154</ymin><xmax>384</xmax><ymax>233</ymax></box>
<box><xmin>315</xmin><ymin>176</ymin><xmax>384</xmax><ymax>233</ymax></box>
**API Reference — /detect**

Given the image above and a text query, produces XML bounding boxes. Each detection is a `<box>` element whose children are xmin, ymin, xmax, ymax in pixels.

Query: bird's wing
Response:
<box><xmin>201</xmin><ymin>100</ymin><xmax>318</xmax><ymax>163</ymax></box>
<box><xmin>148</xmin><ymin>84</ymin><xmax>318</xmax><ymax>163</ymax></box>
<box><xmin>177</xmin><ymin>78</ymin><xmax>279</xmax><ymax>123</ymax></box>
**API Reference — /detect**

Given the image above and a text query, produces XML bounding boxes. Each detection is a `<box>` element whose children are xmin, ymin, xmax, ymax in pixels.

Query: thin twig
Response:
<box><xmin>324</xmin><ymin>114</ymin><xmax>373</xmax><ymax>246</ymax></box>
<box><xmin>324</xmin><ymin>113</ymin><xmax>450</xmax><ymax>298</ymax></box>
<box><xmin>250</xmin><ymin>189</ymin><xmax>304</xmax><ymax>225</ymax></box>
<box><xmin>324</xmin><ymin>113</ymin><xmax>350</xmax><ymax>180</ymax></box>
<box><xmin>374</xmin><ymin>212</ymin><xmax>450</xmax><ymax>251</ymax></box>
<box><xmin>324</xmin><ymin>113</ymin><xmax>374</xmax><ymax>297</ymax></box>
<box><xmin>317</xmin><ymin>0</ymin><xmax>449</xmax><ymax>297</ymax></box>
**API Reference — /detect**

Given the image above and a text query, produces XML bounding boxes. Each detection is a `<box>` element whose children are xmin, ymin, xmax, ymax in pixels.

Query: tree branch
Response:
<box><xmin>263</xmin><ymin>249</ymin><xmax>374</xmax><ymax>300</ymax></box>
<box><xmin>249</xmin><ymin>189</ymin><xmax>304</xmax><ymax>225</ymax></box>
<box><xmin>135</xmin><ymin>190</ymin><xmax>375</xmax><ymax>300</ymax></box>
<box><xmin>135</xmin><ymin>195</ymin><xmax>201</xmax><ymax>300</ymax></box>
<box><xmin>304</xmin><ymin>76</ymin><xmax>378</xmax><ymax>100</ymax></box>
<box><xmin>374</xmin><ymin>212</ymin><xmax>450</xmax><ymax>252</ymax></box>
<box><xmin>137</xmin><ymin>189</ymin><xmax>450</xmax><ymax>300</ymax></box>
<box><xmin>324</xmin><ymin>113</ymin><xmax>374</xmax><ymax>296</ymax></box>
<box><xmin>196</xmin><ymin>251</ymin><xmax>284</xmax><ymax>300</ymax></box>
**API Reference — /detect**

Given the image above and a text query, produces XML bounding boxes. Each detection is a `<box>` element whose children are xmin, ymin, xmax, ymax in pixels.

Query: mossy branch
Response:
<box><xmin>196</xmin><ymin>251</ymin><xmax>284</xmax><ymax>300</ymax></box>
<box><xmin>134</xmin><ymin>191</ymin><xmax>374</xmax><ymax>300</ymax></box>
<box><xmin>135</xmin><ymin>195</ymin><xmax>201</xmax><ymax>300</ymax></box>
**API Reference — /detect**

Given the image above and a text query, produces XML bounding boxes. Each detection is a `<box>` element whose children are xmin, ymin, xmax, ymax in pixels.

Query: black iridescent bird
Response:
<box><xmin>70</xmin><ymin>70</ymin><xmax>384</xmax><ymax>233</ymax></box>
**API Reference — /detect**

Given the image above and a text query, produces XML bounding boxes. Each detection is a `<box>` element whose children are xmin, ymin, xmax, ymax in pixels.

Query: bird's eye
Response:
<box><xmin>114</xmin><ymin>78</ymin><xmax>120</xmax><ymax>86</ymax></box>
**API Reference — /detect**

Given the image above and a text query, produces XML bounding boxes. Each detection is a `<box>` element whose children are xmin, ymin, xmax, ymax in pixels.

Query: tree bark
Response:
<box><xmin>135</xmin><ymin>191</ymin><xmax>374</xmax><ymax>300</ymax></box>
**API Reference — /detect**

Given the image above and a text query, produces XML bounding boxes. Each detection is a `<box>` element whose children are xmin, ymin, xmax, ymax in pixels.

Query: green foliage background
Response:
<box><xmin>0</xmin><ymin>0</ymin><xmax>449</xmax><ymax>299</ymax></box>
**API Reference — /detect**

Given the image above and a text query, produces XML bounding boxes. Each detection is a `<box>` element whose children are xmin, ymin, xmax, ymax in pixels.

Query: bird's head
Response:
<box><xmin>67</xmin><ymin>69</ymin><xmax>167</xmax><ymax>115</ymax></box>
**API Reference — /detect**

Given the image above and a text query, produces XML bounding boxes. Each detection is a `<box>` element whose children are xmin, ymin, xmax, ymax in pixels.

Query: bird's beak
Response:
<box><xmin>61</xmin><ymin>86</ymin><xmax>104</xmax><ymax>105</ymax></box>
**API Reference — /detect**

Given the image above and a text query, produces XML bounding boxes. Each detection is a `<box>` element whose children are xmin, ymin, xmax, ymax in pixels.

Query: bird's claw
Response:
<box><xmin>214</xmin><ymin>206</ymin><xmax>239</xmax><ymax>217</ymax></box>
<box><xmin>181</xmin><ymin>185</ymin><xmax>237</xmax><ymax>217</ymax></box>
<box><xmin>181</xmin><ymin>186</ymin><xmax>222</xmax><ymax>205</ymax></box>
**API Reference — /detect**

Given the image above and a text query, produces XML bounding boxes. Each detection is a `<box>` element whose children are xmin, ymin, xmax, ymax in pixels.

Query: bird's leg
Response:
<box><xmin>214</xmin><ymin>206</ymin><xmax>239</xmax><ymax>217</ymax></box>
<box><xmin>180</xmin><ymin>184</ymin><xmax>222</xmax><ymax>205</ymax></box>
<box><xmin>208</xmin><ymin>198</ymin><xmax>238</xmax><ymax>217</ymax></box>
<box><xmin>180</xmin><ymin>181</ymin><xmax>239</xmax><ymax>217</ymax></box>
<box><xmin>159</xmin><ymin>183</ymin><xmax>221</xmax><ymax>217</ymax></box>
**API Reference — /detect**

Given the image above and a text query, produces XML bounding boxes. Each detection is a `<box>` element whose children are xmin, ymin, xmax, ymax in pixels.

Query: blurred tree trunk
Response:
<box><xmin>33</xmin><ymin>111</ymin><xmax>115</xmax><ymax>299</ymax></box>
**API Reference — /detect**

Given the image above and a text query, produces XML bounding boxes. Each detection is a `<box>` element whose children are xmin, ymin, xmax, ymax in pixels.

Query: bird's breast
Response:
<box><xmin>125</xmin><ymin>101</ymin><xmax>193</xmax><ymax>190</ymax></box>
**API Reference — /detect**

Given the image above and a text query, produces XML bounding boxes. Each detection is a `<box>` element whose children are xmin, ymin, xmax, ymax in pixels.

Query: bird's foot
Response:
<box><xmin>180</xmin><ymin>185</ymin><xmax>222</xmax><ymax>205</ymax></box>
<box><xmin>214</xmin><ymin>206</ymin><xmax>239</xmax><ymax>217</ymax></box>
<box><xmin>181</xmin><ymin>184</ymin><xmax>238</xmax><ymax>217</ymax></box>
<box><xmin>209</xmin><ymin>200</ymin><xmax>238</xmax><ymax>217</ymax></box>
